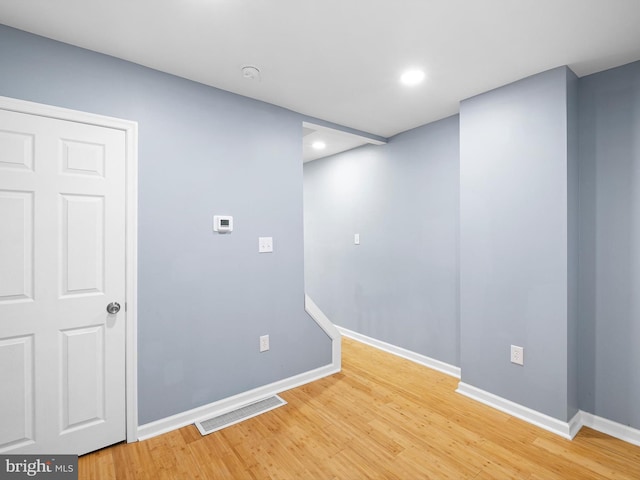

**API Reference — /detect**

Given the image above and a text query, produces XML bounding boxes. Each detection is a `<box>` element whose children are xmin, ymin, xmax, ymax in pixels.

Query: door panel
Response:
<box><xmin>61</xmin><ymin>140</ymin><xmax>105</xmax><ymax>178</ymax></box>
<box><xmin>0</xmin><ymin>190</ymin><xmax>34</xmax><ymax>302</ymax></box>
<box><xmin>0</xmin><ymin>108</ymin><xmax>126</xmax><ymax>455</ymax></box>
<box><xmin>0</xmin><ymin>129</ymin><xmax>34</xmax><ymax>171</ymax></box>
<box><xmin>60</xmin><ymin>325</ymin><xmax>105</xmax><ymax>431</ymax></box>
<box><xmin>60</xmin><ymin>194</ymin><xmax>105</xmax><ymax>296</ymax></box>
<box><xmin>0</xmin><ymin>335</ymin><xmax>35</xmax><ymax>449</ymax></box>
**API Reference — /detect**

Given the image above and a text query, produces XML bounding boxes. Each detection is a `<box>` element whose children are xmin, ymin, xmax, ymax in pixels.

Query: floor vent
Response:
<box><xmin>195</xmin><ymin>395</ymin><xmax>287</xmax><ymax>436</ymax></box>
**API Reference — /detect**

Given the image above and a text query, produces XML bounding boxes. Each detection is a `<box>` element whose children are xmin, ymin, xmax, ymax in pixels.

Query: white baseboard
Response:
<box><xmin>580</xmin><ymin>411</ymin><xmax>640</xmax><ymax>447</ymax></box>
<box><xmin>456</xmin><ymin>382</ymin><xmax>580</xmax><ymax>440</ymax></box>
<box><xmin>456</xmin><ymin>383</ymin><xmax>640</xmax><ymax>446</ymax></box>
<box><xmin>137</xmin><ymin>363</ymin><xmax>340</xmax><ymax>441</ymax></box>
<box><xmin>337</xmin><ymin>326</ymin><xmax>461</xmax><ymax>379</ymax></box>
<box><xmin>568</xmin><ymin>410</ymin><xmax>583</xmax><ymax>439</ymax></box>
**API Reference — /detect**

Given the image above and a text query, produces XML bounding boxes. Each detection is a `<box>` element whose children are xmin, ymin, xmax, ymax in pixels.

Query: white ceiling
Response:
<box><xmin>1</xmin><ymin>0</ymin><xmax>640</xmax><ymax>142</ymax></box>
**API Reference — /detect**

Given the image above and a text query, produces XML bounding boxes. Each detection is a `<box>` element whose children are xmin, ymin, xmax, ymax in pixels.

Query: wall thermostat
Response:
<box><xmin>213</xmin><ymin>215</ymin><xmax>233</xmax><ymax>233</ymax></box>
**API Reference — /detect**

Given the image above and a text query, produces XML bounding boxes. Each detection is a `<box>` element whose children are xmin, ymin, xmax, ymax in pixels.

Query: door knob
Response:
<box><xmin>106</xmin><ymin>302</ymin><xmax>121</xmax><ymax>314</ymax></box>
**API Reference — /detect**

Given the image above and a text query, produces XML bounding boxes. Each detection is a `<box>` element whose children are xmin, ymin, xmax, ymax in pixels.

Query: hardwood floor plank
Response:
<box><xmin>577</xmin><ymin>426</ymin><xmax>640</xmax><ymax>460</ymax></box>
<box><xmin>80</xmin><ymin>337</ymin><xmax>640</xmax><ymax>479</ymax></box>
<box><xmin>532</xmin><ymin>436</ymin><xmax>640</xmax><ymax>479</ymax></box>
<box><xmin>78</xmin><ymin>448</ymin><xmax>116</xmax><ymax>480</ymax></box>
<box><xmin>186</xmin><ymin>435</ymin><xmax>238</xmax><ymax>480</ymax></box>
<box><xmin>110</xmin><ymin>439</ymin><xmax>156</xmax><ymax>480</ymax></box>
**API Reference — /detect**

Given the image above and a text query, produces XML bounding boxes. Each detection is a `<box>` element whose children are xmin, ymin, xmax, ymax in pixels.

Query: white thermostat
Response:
<box><xmin>213</xmin><ymin>215</ymin><xmax>233</xmax><ymax>233</ymax></box>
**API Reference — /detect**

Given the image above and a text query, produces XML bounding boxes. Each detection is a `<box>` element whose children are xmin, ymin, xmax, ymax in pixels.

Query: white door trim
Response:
<box><xmin>0</xmin><ymin>95</ymin><xmax>139</xmax><ymax>444</ymax></box>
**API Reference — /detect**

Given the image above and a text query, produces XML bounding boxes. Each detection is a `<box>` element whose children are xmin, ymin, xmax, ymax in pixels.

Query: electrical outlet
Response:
<box><xmin>260</xmin><ymin>334</ymin><xmax>270</xmax><ymax>352</ymax></box>
<box><xmin>258</xmin><ymin>237</ymin><xmax>273</xmax><ymax>253</ymax></box>
<box><xmin>510</xmin><ymin>345</ymin><xmax>524</xmax><ymax>366</ymax></box>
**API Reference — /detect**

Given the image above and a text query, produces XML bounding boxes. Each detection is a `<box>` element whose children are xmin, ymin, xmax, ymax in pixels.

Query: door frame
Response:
<box><xmin>0</xmin><ymin>95</ymin><xmax>139</xmax><ymax>444</ymax></box>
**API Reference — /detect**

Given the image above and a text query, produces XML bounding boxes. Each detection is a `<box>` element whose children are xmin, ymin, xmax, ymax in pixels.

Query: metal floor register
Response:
<box><xmin>195</xmin><ymin>395</ymin><xmax>287</xmax><ymax>435</ymax></box>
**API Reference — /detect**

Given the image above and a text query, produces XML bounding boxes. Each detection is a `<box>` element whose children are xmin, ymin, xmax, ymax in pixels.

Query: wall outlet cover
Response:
<box><xmin>511</xmin><ymin>345</ymin><xmax>524</xmax><ymax>366</ymax></box>
<box><xmin>258</xmin><ymin>237</ymin><xmax>273</xmax><ymax>253</ymax></box>
<box><xmin>260</xmin><ymin>334</ymin><xmax>270</xmax><ymax>352</ymax></box>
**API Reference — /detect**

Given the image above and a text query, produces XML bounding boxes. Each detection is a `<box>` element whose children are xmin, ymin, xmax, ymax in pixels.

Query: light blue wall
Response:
<box><xmin>459</xmin><ymin>67</ymin><xmax>577</xmax><ymax>421</ymax></box>
<box><xmin>578</xmin><ymin>61</ymin><xmax>640</xmax><ymax>429</ymax></box>
<box><xmin>0</xmin><ymin>25</ymin><xmax>331</xmax><ymax>424</ymax></box>
<box><xmin>5</xmin><ymin>21</ymin><xmax>639</xmax><ymax>433</ymax></box>
<box><xmin>304</xmin><ymin>116</ymin><xmax>460</xmax><ymax>366</ymax></box>
<box><xmin>304</xmin><ymin>60</ymin><xmax>640</xmax><ymax>431</ymax></box>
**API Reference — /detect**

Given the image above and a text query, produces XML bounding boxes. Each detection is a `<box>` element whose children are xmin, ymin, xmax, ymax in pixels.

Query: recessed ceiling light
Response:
<box><xmin>312</xmin><ymin>141</ymin><xmax>326</xmax><ymax>150</ymax></box>
<box><xmin>400</xmin><ymin>69</ymin><xmax>425</xmax><ymax>86</ymax></box>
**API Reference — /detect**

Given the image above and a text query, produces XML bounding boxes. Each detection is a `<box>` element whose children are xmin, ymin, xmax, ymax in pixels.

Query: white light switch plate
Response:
<box><xmin>510</xmin><ymin>345</ymin><xmax>524</xmax><ymax>365</ymax></box>
<box><xmin>259</xmin><ymin>237</ymin><xmax>273</xmax><ymax>253</ymax></box>
<box><xmin>260</xmin><ymin>335</ymin><xmax>270</xmax><ymax>352</ymax></box>
<box><xmin>354</xmin><ymin>233</ymin><xmax>360</xmax><ymax>245</ymax></box>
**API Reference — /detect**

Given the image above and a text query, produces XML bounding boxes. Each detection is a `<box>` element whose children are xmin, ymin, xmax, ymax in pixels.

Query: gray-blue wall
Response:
<box><xmin>304</xmin><ymin>58</ymin><xmax>640</xmax><ymax>431</ymax></box>
<box><xmin>4</xmin><ymin>21</ymin><xmax>640</xmax><ymax>434</ymax></box>
<box><xmin>0</xmin><ymin>24</ymin><xmax>331</xmax><ymax>424</ymax></box>
<box><xmin>578</xmin><ymin>61</ymin><xmax>640</xmax><ymax>429</ymax></box>
<box><xmin>459</xmin><ymin>66</ymin><xmax>577</xmax><ymax>421</ymax></box>
<box><xmin>305</xmin><ymin>61</ymin><xmax>640</xmax><ymax>430</ymax></box>
<box><xmin>305</xmin><ymin>67</ymin><xmax>584</xmax><ymax>423</ymax></box>
<box><xmin>304</xmin><ymin>116</ymin><xmax>460</xmax><ymax>366</ymax></box>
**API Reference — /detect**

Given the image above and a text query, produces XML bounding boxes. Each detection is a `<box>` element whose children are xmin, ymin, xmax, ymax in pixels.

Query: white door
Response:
<box><xmin>0</xmin><ymin>108</ymin><xmax>126</xmax><ymax>455</ymax></box>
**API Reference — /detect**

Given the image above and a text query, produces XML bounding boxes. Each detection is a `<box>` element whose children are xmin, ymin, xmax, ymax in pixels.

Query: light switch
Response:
<box><xmin>354</xmin><ymin>233</ymin><xmax>360</xmax><ymax>245</ymax></box>
<box><xmin>259</xmin><ymin>237</ymin><xmax>273</xmax><ymax>253</ymax></box>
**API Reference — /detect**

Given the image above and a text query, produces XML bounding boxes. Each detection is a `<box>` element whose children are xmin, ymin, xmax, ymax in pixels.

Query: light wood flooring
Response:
<box><xmin>80</xmin><ymin>337</ymin><xmax>640</xmax><ymax>479</ymax></box>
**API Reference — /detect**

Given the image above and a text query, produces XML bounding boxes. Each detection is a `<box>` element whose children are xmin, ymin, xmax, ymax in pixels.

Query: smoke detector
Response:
<box><xmin>241</xmin><ymin>65</ymin><xmax>261</xmax><ymax>81</ymax></box>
